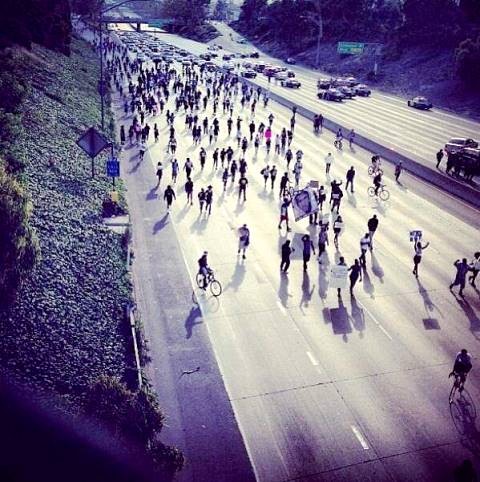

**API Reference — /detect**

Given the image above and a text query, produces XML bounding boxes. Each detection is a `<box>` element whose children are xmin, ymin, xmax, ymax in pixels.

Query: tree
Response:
<box><xmin>456</xmin><ymin>34</ymin><xmax>480</xmax><ymax>88</ymax></box>
<box><xmin>213</xmin><ymin>0</ymin><xmax>229</xmax><ymax>20</ymax></box>
<box><xmin>161</xmin><ymin>0</ymin><xmax>210</xmax><ymax>34</ymax></box>
<box><xmin>238</xmin><ymin>0</ymin><xmax>268</xmax><ymax>29</ymax></box>
<box><xmin>0</xmin><ymin>160</ymin><xmax>39</xmax><ymax>306</ymax></box>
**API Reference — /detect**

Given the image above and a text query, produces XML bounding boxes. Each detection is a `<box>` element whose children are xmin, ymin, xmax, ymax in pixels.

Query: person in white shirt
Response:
<box><xmin>359</xmin><ymin>233</ymin><xmax>371</xmax><ymax>267</ymax></box>
<box><xmin>325</xmin><ymin>152</ymin><xmax>333</xmax><ymax>174</ymax></box>
<box><xmin>238</xmin><ymin>224</ymin><xmax>250</xmax><ymax>259</ymax></box>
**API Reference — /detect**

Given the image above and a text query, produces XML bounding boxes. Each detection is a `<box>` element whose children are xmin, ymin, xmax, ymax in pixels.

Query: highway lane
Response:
<box><xmin>144</xmin><ymin>22</ymin><xmax>480</xmax><ymax>185</ymax></box>
<box><xmin>112</xmin><ymin>37</ymin><xmax>480</xmax><ymax>480</ymax></box>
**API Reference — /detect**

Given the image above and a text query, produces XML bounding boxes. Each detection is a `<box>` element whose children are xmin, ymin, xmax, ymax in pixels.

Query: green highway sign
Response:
<box><xmin>337</xmin><ymin>42</ymin><xmax>365</xmax><ymax>54</ymax></box>
<box><xmin>148</xmin><ymin>18</ymin><xmax>173</xmax><ymax>28</ymax></box>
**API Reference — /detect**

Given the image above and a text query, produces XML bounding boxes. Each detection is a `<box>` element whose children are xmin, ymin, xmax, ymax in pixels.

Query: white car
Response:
<box><xmin>222</xmin><ymin>62</ymin><xmax>235</xmax><ymax>71</ymax></box>
<box><xmin>275</xmin><ymin>71</ymin><xmax>288</xmax><ymax>80</ymax></box>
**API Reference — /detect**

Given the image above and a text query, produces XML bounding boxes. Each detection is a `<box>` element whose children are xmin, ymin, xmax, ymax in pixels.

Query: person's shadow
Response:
<box><xmin>454</xmin><ymin>295</ymin><xmax>480</xmax><ymax>334</ymax></box>
<box><xmin>350</xmin><ymin>295</ymin><xmax>365</xmax><ymax>338</ymax></box>
<box><xmin>371</xmin><ymin>252</ymin><xmax>385</xmax><ymax>283</ymax></box>
<box><xmin>146</xmin><ymin>186</ymin><xmax>158</xmax><ymax>201</ymax></box>
<box><xmin>318</xmin><ymin>264</ymin><xmax>329</xmax><ymax>302</ymax></box>
<box><xmin>362</xmin><ymin>267</ymin><xmax>375</xmax><ymax>298</ymax></box>
<box><xmin>152</xmin><ymin>213</ymin><xmax>169</xmax><ymax>234</ymax></box>
<box><xmin>225</xmin><ymin>258</ymin><xmax>246</xmax><ymax>292</ymax></box>
<box><xmin>278</xmin><ymin>272</ymin><xmax>291</xmax><ymax>309</ymax></box>
<box><xmin>184</xmin><ymin>306</ymin><xmax>203</xmax><ymax>339</ymax></box>
<box><xmin>300</xmin><ymin>271</ymin><xmax>315</xmax><ymax>312</ymax></box>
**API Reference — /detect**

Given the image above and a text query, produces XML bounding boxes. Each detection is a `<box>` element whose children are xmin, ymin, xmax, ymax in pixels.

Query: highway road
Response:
<box><xmin>143</xmin><ymin>21</ymin><xmax>480</xmax><ymax>186</ymax></box>
<box><xmin>112</xmin><ymin>28</ymin><xmax>480</xmax><ymax>481</ymax></box>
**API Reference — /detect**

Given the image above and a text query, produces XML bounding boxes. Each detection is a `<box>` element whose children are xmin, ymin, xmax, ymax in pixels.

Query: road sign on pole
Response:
<box><xmin>76</xmin><ymin>127</ymin><xmax>110</xmax><ymax>177</ymax></box>
<box><xmin>337</xmin><ymin>42</ymin><xmax>365</xmax><ymax>55</ymax></box>
<box><xmin>107</xmin><ymin>158</ymin><xmax>120</xmax><ymax>177</ymax></box>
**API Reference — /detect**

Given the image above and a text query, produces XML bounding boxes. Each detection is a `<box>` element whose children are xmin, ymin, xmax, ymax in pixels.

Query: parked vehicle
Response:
<box><xmin>222</xmin><ymin>54</ymin><xmax>233</xmax><ymax>61</ymax></box>
<box><xmin>337</xmin><ymin>86</ymin><xmax>355</xmax><ymax>98</ymax></box>
<box><xmin>250</xmin><ymin>51</ymin><xmax>260</xmax><ymax>58</ymax></box>
<box><xmin>241</xmin><ymin>69</ymin><xmax>257</xmax><ymax>78</ymax></box>
<box><xmin>408</xmin><ymin>96</ymin><xmax>433</xmax><ymax>110</ymax></box>
<box><xmin>275</xmin><ymin>71</ymin><xmax>288</xmax><ymax>80</ymax></box>
<box><xmin>281</xmin><ymin>79</ymin><xmax>301</xmax><ymax>89</ymax></box>
<box><xmin>254</xmin><ymin>63</ymin><xmax>266</xmax><ymax>72</ymax></box>
<box><xmin>318</xmin><ymin>88</ymin><xmax>344</xmax><ymax>101</ymax></box>
<box><xmin>285</xmin><ymin>57</ymin><xmax>296</xmax><ymax>64</ymax></box>
<box><xmin>444</xmin><ymin>137</ymin><xmax>478</xmax><ymax>154</ymax></box>
<box><xmin>354</xmin><ymin>84</ymin><xmax>371</xmax><ymax>96</ymax></box>
<box><xmin>222</xmin><ymin>62</ymin><xmax>235</xmax><ymax>71</ymax></box>
<box><xmin>317</xmin><ymin>78</ymin><xmax>331</xmax><ymax>89</ymax></box>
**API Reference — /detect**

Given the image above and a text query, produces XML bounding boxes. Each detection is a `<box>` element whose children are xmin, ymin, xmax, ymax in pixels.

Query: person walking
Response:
<box><xmin>222</xmin><ymin>168</ymin><xmax>229</xmax><ymax>191</ymax></box>
<box><xmin>185</xmin><ymin>177</ymin><xmax>194</xmax><ymax>205</ymax></box>
<box><xmin>270</xmin><ymin>165</ymin><xmax>278</xmax><ymax>190</ymax></box>
<box><xmin>163</xmin><ymin>185</ymin><xmax>176</xmax><ymax>212</ymax></box>
<box><xmin>343</xmin><ymin>166</ymin><xmax>355</xmax><ymax>193</ymax></box>
<box><xmin>301</xmin><ymin>234</ymin><xmax>315</xmax><ymax>271</ymax></box>
<box><xmin>332</xmin><ymin>256</ymin><xmax>348</xmax><ymax>297</ymax></box>
<box><xmin>348</xmin><ymin>259</ymin><xmax>362</xmax><ymax>294</ymax></box>
<box><xmin>359</xmin><ymin>233</ymin><xmax>371</xmax><ymax>268</ymax></box>
<box><xmin>156</xmin><ymin>161</ymin><xmax>163</xmax><ymax>187</ymax></box>
<box><xmin>469</xmin><ymin>252</ymin><xmax>480</xmax><ymax>287</ymax></box>
<box><xmin>333</xmin><ymin>215</ymin><xmax>344</xmax><ymax>248</ymax></box>
<box><xmin>367</xmin><ymin>214</ymin><xmax>379</xmax><ymax>250</ymax></box>
<box><xmin>280</xmin><ymin>240</ymin><xmax>294</xmax><ymax>273</ymax></box>
<box><xmin>261</xmin><ymin>165</ymin><xmax>270</xmax><ymax>188</ymax></box>
<box><xmin>237</xmin><ymin>224</ymin><xmax>250</xmax><ymax>259</ymax></box>
<box><xmin>279</xmin><ymin>172</ymin><xmax>290</xmax><ymax>198</ymax></box>
<box><xmin>412</xmin><ymin>239</ymin><xmax>430</xmax><ymax>277</ymax></box>
<box><xmin>348</xmin><ymin>129</ymin><xmax>355</xmax><ymax>148</ymax></box>
<box><xmin>285</xmin><ymin>148</ymin><xmax>293</xmax><ymax>170</ymax></box>
<box><xmin>184</xmin><ymin>158</ymin><xmax>193</xmax><ymax>178</ymax></box>
<box><xmin>436</xmin><ymin>149</ymin><xmax>444</xmax><ymax>169</ymax></box>
<box><xmin>395</xmin><ymin>161</ymin><xmax>403</xmax><ymax>183</ymax></box>
<box><xmin>317</xmin><ymin>226</ymin><xmax>329</xmax><ymax>263</ymax></box>
<box><xmin>205</xmin><ymin>185</ymin><xmax>213</xmax><ymax>215</ymax></box>
<box><xmin>238</xmin><ymin>175</ymin><xmax>248</xmax><ymax>201</ymax></box>
<box><xmin>278</xmin><ymin>197</ymin><xmax>291</xmax><ymax>231</ymax></box>
<box><xmin>198</xmin><ymin>188</ymin><xmax>206</xmax><ymax>213</ymax></box>
<box><xmin>171</xmin><ymin>158</ymin><xmax>179</xmax><ymax>183</ymax></box>
<box><xmin>325</xmin><ymin>152</ymin><xmax>333</xmax><ymax>174</ymax></box>
<box><xmin>450</xmin><ymin>258</ymin><xmax>470</xmax><ymax>297</ymax></box>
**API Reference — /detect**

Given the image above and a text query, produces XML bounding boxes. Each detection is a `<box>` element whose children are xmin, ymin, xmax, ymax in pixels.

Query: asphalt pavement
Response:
<box><xmin>110</xmin><ymin>31</ymin><xmax>480</xmax><ymax>481</ymax></box>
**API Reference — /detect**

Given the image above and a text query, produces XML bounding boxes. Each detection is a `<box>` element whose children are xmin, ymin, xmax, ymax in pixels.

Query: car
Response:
<box><xmin>222</xmin><ymin>62</ymin><xmax>235</xmax><ymax>71</ymax></box>
<box><xmin>250</xmin><ymin>51</ymin><xmax>260</xmax><ymax>58</ymax></box>
<box><xmin>285</xmin><ymin>57</ymin><xmax>296</xmax><ymax>64</ymax></box>
<box><xmin>287</xmin><ymin>70</ymin><xmax>296</xmax><ymax>78</ymax></box>
<box><xmin>317</xmin><ymin>78</ymin><xmax>331</xmax><ymax>89</ymax></box>
<box><xmin>408</xmin><ymin>96</ymin><xmax>433</xmax><ymax>110</ymax></box>
<box><xmin>222</xmin><ymin>54</ymin><xmax>233</xmax><ymax>61</ymax></box>
<box><xmin>240</xmin><ymin>53</ymin><xmax>248</xmax><ymax>58</ymax></box>
<box><xmin>237</xmin><ymin>38</ymin><xmax>247</xmax><ymax>44</ymax></box>
<box><xmin>241</xmin><ymin>69</ymin><xmax>257</xmax><ymax>78</ymax></box>
<box><xmin>337</xmin><ymin>86</ymin><xmax>355</xmax><ymax>98</ymax></box>
<box><xmin>444</xmin><ymin>137</ymin><xmax>478</xmax><ymax>154</ymax></box>
<box><xmin>354</xmin><ymin>84</ymin><xmax>371</xmax><ymax>97</ymax></box>
<box><xmin>209</xmin><ymin>52</ymin><xmax>218</xmax><ymax>58</ymax></box>
<box><xmin>275</xmin><ymin>71</ymin><xmax>288</xmax><ymax>80</ymax></box>
<box><xmin>207</xmin><ymin>45</ymin><xmax>218</xmax><ymax>51</ymax></box>
<box><xmin>253</xmin><ymin>63</ymin><xmax>266</xmax><ymax>72</ymax></box>
<box><xmin>200</xmin><ymin>53</ymin><xmax>212</xmax><ymax>60</ymax></box>
<box><xmin>281</xmin><ymin>79</ymin><xmax>301</xmax><ymax>89</ymax></box>
<box><xmin>242</xmin><ymin>60</ymin><xmax>253</xmax><ymax>68</ymax></box>
<box><xmin>318</xmin><ymin>88</ymin><xmax>344</xmax><ymax>101</ymax></box>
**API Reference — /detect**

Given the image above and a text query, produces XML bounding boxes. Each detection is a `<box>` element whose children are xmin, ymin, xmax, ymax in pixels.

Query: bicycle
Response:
<box><xmin>196</xmin><ymin>269</ymin><xmax>222</xmax><ymax>297</ymax></box>
<box><xmin>368</xmin><ymin>165</ymin><xmax>383</xmax><ymax>176</ymax></box>
<box><xmin>449</xmin><ymin>371</ymin><xmax>466</xmax><ymax>404</ymax></box>
<box><xmin>368</xmin><ymin>184</ymin><xmax>390</xmax><ymax>201</ymax></box>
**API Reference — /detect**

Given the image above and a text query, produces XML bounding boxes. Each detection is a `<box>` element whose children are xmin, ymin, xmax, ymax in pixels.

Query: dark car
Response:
<box><xmin>318</xmin><ymin>88</ymin><xmax>344</xmax><ymax>102</ymax></box>
<box><xmin>199</xmin><ymin>53</ymin><xmax>211</xmax><ymax>60</ymax></box>
<box><xmin>222</xmin><ymin>54</ymin><xmax>233</xmax><ymax>61</ymax></box>
<box><xmin>444</xmin><ymin>137</ymin><xmax>478</xmax><ymax>154</ymax></box>
<box><xmin>287</xmin><ymin>70</ymin><xmax>296</xmax><ymax>78</ymax></box>
<box><xmin>408</xmin><ymin>96</ymin><xmax>433</xmax><ymax>110</ymax></box>
<box><xmin>209</xmin><ymin>52</ymin><xmax>218</xmax><ymax>58</ymax></box>
<box><xmin>317</xmin><ymin>78</ymin><xmax>331</xmax><ymax>89</ymax></box>
<box><xmin>250</xmin><ymin>51</ymin><xmax>260</xmax><ymax>58</ymax></box>
<box><xmin>354</xmin><ymin>84</ymin><xmax>371</xmax><ymax>97</ymax></box>
<box><xmin>241</xmin><ymin>69</ymin><xmax>257</xmax><ymax>78</ymax></box>
<box><xmin>281</xmin><ymin>79</ymin><xmax>301</xmax><ymax>89</ymax></box>
<box><xmin>285</xmin><ymin>57</ymin><xmax>296</xmax><ymax>64</ymax></box>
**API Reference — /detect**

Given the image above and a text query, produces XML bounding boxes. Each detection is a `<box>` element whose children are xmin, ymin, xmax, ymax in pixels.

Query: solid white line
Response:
<box><xmin>306</xmin><ymin>351</ymin><xmax>319</xmax><ymax>366</ymax></box>
<box><xmin>351</xmin><ymin>425</ymin><xmax>370</xmax><ymax>450</ymax></box>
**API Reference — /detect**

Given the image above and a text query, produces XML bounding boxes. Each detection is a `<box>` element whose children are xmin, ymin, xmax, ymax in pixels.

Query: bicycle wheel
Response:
<box><xmin>195</xmin><ymin>273</ymin><xmax>204</xmax><ymax>289</ymax></box>
<box><xmin>367</xmin><ymin>186</ymin><xmax>376</xmax><ymax>197</ymax></box>
<box><xmin>449</xmin><ymin>383</ymin><xmax>457</xmax><ymax>404</ymax></box>
<box><xmin>379</xmin><ymin>189</ymin><xmax>390</xmax><ymax>201</ymax></box>
<box><xmin>210</xmin><ymin>279</ymin><xmax>222</xmax><ymax>297</ymax></box>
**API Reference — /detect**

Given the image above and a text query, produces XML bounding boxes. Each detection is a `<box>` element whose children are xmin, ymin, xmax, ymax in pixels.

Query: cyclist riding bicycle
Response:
<box><xmin>198</xmin><ymin>251</ymin><xmax>210</xmax><ymax>290</ymax></box>
<box><xmin>373</xmin><ymin>172</ymin><xmax>382</xmax><ymax>196</ymax></box>
<box><xmin>450</xmin><ymin>349</ymin><xmax>472</xmax><ymax>389</ymax></box>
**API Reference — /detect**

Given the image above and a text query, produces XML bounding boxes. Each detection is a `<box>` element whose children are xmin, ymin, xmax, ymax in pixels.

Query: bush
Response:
<box><xmin>0</xmin><ymin>160</ymin><xmax>39</xmax><ymax>306</ymax></box>
<box><xmin>456</xmin><ymin>35</ymin><xmax>480</xmax><ymax>89</ymax></box>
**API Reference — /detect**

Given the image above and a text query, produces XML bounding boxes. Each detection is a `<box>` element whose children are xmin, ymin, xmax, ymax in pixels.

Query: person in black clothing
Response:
<box><xmin>205</xmin><ymin>186</ymin><xmax>213</xmax><ymax>215</ymax></box>
<box><xmin>238</xmin><ymin>175</ymin><xmax>248</xmax><ymax>201</ymax></box>
<box><xmin>345</xmin><ymin>166</ymin><xmax>355</xmax><ymax>193</ymax></box>
<box><xmin>349</xmin><ymin>259</ymin><xmax>362</xmax><ymax>294</ymax></box>
<box><xmin>279</xmin><ymin>172</ymin><xmax>290</xmax><ymax>198</ymax></box>
<box><xmin>280</xmin><ymin>240</ymin><xmax>294</xmax><ymax>273</ymax></box>
<box><xmin>367</xmin><ymin>214</ymin><xmax>379</xmax><ymax>249</ymax></box>
<box><xmin>185</xmin><ymin>177</ymin><xmax>193</xmax><ymax>205</ymax></box>
<box><xmin>436</xmin><ymin>149</ymin><xmax>444</xmax><ymax>168</ymax></box>
<box><xmin>163</xmin><ymin>185</ymin><xmax>176</xmax><ymax>211</ymax></box>
<box><xmin>301</xmin><ymin>234</ymin><xmax>315</xmax><ymax>271</ymax></box>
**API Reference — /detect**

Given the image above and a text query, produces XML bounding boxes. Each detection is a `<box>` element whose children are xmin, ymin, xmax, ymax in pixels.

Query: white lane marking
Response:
<box><xmin>357</xmin><ymin>299</ymin><xmax>393</xmax><ymax>340</ymax></box>
<box><xmin>306</xmin><ymin>351</ymin><xmax>319</xmax><ymax>366</ymax></box>
<box><xmin>351</xmin><ymin>425</ymin><xmax>370</xmax><ymax>450</ymax></box>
